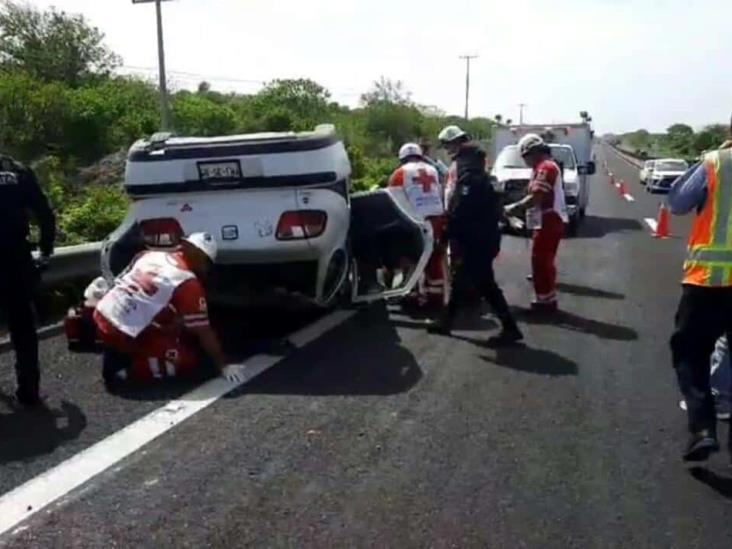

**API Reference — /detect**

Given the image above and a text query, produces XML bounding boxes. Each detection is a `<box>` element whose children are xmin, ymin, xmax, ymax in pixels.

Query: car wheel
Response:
<box><xmin>321</xmin><ymin>249</ymin><xmax>349</xmax><ymax>308</ymax></box>
<box><xmin>567</xmin><ymin>216</ymin><xmax>579</xmax><ymax>237</ymax></box>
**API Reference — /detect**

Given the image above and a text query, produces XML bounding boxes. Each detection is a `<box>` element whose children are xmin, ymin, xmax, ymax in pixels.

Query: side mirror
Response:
<box><xmin>582</xmin><ymin>161</ymin><xmax>596</xmax><ymax>176</ymax></box>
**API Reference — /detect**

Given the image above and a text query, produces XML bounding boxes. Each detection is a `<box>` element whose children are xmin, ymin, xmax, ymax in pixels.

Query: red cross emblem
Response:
<box><xmin>414</xmin><ymin>168</ymin><xmax>437</xmax><ymax>193</ymax></box>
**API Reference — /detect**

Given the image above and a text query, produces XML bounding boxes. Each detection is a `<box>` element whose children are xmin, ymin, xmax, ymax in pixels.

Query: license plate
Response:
<box><xmin>197</xmin><ymin>160</ymin><xmax>242</xmax><ymax>184</ymax></box>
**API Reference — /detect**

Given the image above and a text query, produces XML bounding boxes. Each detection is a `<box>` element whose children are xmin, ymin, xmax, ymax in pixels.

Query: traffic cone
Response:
<box><xmin>653</xmin><ymin>203</ymin><xmax>671</xmax><ymax>238</ymax></box>
<box><xmin>618</xmin><ymin>180</ymin><xmax>627</xmax><ymax>196</ymax></box>
<box><xmin>609</xmin><ymin>173</ymin><xmax>615</xmax><ymax>186</ymax></box>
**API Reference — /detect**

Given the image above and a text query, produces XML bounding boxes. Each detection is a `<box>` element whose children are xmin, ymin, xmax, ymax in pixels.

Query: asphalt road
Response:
<box><xmin>1</xmin><ymin>144</ymin><xmax>730</xmax><ymax>548</ymax></box>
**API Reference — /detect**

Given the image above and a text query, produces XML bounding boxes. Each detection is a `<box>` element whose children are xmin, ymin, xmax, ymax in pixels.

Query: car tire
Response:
<box><xmin>567</xmin><ymin>216</ymin><xmax>579</xmax><ymax>237</ymax></box>
<box><xmin>579</xmin><ymin>207</ymin><xmax>586</xmax><ymax>219</ymax></box>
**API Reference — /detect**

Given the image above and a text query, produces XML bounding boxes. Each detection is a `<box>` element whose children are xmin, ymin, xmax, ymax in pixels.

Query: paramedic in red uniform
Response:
<box><xmin>94</xmin><ymin>232</ymin><xmax>245</xmax><ymax>391</ymax></box>
<box><xmin>388</xmin><ymin>143</ymin><xmax>447</xmax><ymax>307</ymax></box>
<box><xmin>504</xmin><ymin>134</ymin><xmax>568</xmax><ymax>312</ymax></box>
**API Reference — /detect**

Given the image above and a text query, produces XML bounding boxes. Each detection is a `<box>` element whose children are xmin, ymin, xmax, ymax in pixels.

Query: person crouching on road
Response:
<box><xmin>428</xmin><ymin>126</ymin><xmax>523</xmax><ymax>346</ymax></box>
<box><xmin>93</xmin><ymin>232</ymin><xmax>245</xmax><ymax>392</ymax></box>
<box><xmin>388</xmin><ymin>143</ymin><xmax>448</xmax><ymax>307</ymax></box>
<box><xmin>504</xmin><ymin>134</ymin><xmax>568</xmax><ymax>313</ymax></box>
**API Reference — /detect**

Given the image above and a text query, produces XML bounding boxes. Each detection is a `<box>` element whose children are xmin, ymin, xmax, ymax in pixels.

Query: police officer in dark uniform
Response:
<box><xmin>428</xmin><ymin>126</ymin><xmax>523</xmax><ymax>346</ymax></box>
<box><xmin>0</xmin><ymin>154</ymin><xmax>56</xmax><ymax>406</ymax></box>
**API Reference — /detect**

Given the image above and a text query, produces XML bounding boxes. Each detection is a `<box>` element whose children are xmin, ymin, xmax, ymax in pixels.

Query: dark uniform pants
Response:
<box><xmin>445</xmin><ymin>242</ymin><xmax>515</xmax><ymax>328</ymax></box>
<box><xmin>0</xmin><ymin>246</ymin><xmax>40</xmax><ymax>400</ymax></box>
<box><xmin>671</xmin><ymin>284</ymin><xmax>732</xmax><ymax>445</ymax></box>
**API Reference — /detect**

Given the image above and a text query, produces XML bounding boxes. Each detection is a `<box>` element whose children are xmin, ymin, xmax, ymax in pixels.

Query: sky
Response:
<box><xmin>21</xmin><ymin>0</ymin><xmax>732</xmax><ymax>133</ymax></box>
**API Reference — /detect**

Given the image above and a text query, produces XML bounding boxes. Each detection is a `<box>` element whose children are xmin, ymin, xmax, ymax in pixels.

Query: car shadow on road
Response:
<box><xmin>0</xmin><ymin>392</ymin><xmax>87</xmax><ymax>464</ymax></box>
<box><xmin>688</xmin><ymin>467</ymin><xmax>732</xmax><ymax>500</ymax></box>
<box><xmin>575</xmin><ymin>215</ymin><xmax>643</xmax><ymax>239</ymax></box>
<box><xmin>479</xmin><ymin>345</ymin><xmax>579</xmax><ymax>377</ymax></box>
<box><xmin>514</xmin><ymin>307</ymin><xmax>638</xmax><ymax>341</ymax></box>
<box><xmin>557</xmin><ymin>282</ymin><xmax>625</xmax><ymax>300</ymax></box>
<box><xmin>238</xmin><ymin>305</ymin><xmax>423</xmax><ymax>397</ymax></box>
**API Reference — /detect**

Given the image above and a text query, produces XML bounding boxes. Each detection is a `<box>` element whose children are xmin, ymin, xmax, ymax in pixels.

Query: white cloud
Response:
<box><xmin>18</xmin><ymin>0</ymin><xmax>732</xmax><ymax>133</ymax></box>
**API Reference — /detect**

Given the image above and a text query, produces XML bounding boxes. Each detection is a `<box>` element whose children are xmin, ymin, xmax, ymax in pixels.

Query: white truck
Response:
<box><xmin>491</xmin><ymin>123</ymin><xmax>596</xmax><ymax>235</ymax></box>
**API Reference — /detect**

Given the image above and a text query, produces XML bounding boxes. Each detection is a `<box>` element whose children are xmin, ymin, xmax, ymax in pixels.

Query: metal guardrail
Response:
<box><xmin>34</xmin><ymin>242</ymin><xmax>103</xmax><ymax>286</ymax></box>
<box><xmin>607</xmin><ymin>143</ymin><xmax>646</xmax><ymax>169</ymax></box>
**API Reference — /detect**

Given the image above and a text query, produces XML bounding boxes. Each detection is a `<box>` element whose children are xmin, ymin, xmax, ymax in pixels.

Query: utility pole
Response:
<box><xmin>518</xmin><ymin>103</ymin><xmax>528</xmax><ymax>126</ymax></box>
<box><xmin>459</xmin><ymin>55</ymin><xmax>478</xmax><ymax>120</ymax></box>
<box><xmin>133</xmin><ymin>0</ymin><xmax>173</xmax><ymax>131</ymax></box>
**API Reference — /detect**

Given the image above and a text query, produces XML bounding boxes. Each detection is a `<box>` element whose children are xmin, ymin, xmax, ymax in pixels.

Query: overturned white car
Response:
<box><xmin>101</xmin><ymin>125</ymin><xmax>433</xmax><ymax>307</ymax></box>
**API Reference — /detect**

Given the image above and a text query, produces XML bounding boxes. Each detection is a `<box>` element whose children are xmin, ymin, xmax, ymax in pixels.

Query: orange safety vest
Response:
<box><xmin>683</xmin><ymin>148</ymin><xmax>732</xmax><ymax>287</ymax></box>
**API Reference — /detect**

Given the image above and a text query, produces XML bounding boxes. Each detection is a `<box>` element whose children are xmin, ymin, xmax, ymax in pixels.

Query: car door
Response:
<box><xmin>349</xmin><ymin>187</ymin><xmax>434</xmax><ymax>303</ymax></box>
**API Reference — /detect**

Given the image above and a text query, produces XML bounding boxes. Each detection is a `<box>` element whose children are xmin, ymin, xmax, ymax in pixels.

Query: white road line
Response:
<box><xmin>0</xmin><ymin>309</ymin><xmax>356</xmax><ymax>538</ymax></box>
<box><xmin>644</xmin><ymin>218</ymin><xmax>658</xmax><ymax>233</ymax></box>
<box><xmin>623</xmin><ymin>194</ymin><xmax>635</xmax><ymax>202</ymax></box>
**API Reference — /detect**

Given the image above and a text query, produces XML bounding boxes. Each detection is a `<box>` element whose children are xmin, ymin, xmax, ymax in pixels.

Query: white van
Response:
<box><xmin>101</xmin><ymin>125</ymin><xmax>433</xmax><ymax>308</ymax></box>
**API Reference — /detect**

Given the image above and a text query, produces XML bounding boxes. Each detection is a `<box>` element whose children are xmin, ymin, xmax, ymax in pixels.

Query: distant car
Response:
<box><xmin>639</xmin><ymin>160</ymin><xmax>656</xmax><ymax>185</ymax></box>
<box><xmin>646</xmin><ymin>159</ymin><xmax>689</xmax><ymax>194</ymax></box>
<box><xmin>101</xmin><ymin>125</ymin><xmax>433</xmax><ymax>309</ymax></box>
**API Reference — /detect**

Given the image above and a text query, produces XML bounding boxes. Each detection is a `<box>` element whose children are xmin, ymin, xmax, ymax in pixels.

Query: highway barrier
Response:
<box><xmin>35</xmin><ymin>242</ymin><xmax>103</xmax><ymax>287</ymax></box>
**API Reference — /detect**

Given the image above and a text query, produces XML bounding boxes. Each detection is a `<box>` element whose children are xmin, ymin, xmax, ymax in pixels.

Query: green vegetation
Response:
<box><xmin>0</xmin><ymin>1</ymin><xmax>499</xmax><ymax>245</ymax></box>
<box><xmin>619</xmin><ymin>124</ymin><xmax>729</xmax><ymax>161</ymax></box>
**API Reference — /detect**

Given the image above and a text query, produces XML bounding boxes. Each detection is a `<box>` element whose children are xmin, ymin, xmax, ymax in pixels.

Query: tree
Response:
<box><xmin>360</xmin><ymin>77</ymin><xmax>412</xmax><ymax>106</ymax></box>
<box><xmin>665</xmin><ymin>123</ymin><xmax>694</xmax><ymax>157</ymax></box>
<box><xmin>250</xmin><ymin>78</ymin><xmax>331</xmax><ymax>131</ymax></box>
<box><xmin>628</xmin><ymin>129</ymin><xmax>652</xmax><ymax>150</ymax></box>
<box><xmin>197</xmin><ymin>81</ymin><xmax>211</xmax><ymax>94</ymax></box>
<box><xmin>0</xmin><ymin>0</ymin><xmax>121</xmax><ymax>87</ymax></box>
<box><xmin>667</xmin><ymin>123</ymin><xmax>693</xmax><ymax>136</ymax></box>
<box><xmin>693</xmin><ymin>124</ymin><xmax>728</xmax><ymax>155</ymax></box>
<box><xmin>494</xmin><ymin>114</ymin><xmax>503</xmax><ymax>124</ymax></box>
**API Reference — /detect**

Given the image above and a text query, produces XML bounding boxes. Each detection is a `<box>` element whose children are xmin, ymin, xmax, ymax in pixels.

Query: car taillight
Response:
<box><xmin>276</xmin><ymin>210</ymin><xmax>327</xmax><ymax>240</ymax></box>
<box><xmin>140</xmin><ymin>218</ymin><xmax>184</xmax><ymax>247</ymax></box>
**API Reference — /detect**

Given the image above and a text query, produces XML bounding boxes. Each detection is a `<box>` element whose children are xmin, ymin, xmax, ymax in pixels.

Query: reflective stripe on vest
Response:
<box><xmin>683</xmin><ymin>149</ymin><xmax>732</xmax><ymax>287</ymax></box>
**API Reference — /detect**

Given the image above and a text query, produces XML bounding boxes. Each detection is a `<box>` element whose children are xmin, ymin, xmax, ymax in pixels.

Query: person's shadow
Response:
<box><xmin>575</xmin><ymin>215</ymin><xmax>643</xmax><ymax>239</ymax></box>
<box><xmin>688</xmin><ymin>467</ymin><xmax>732</xmax><ymax>500</ymax></box>
<box><xmin>557</xmin><ymin>282</ymin><xmax>625</xmax><ymax>301</ymax></box>
<box><xmin>514</xmin><ymin>308</ymin><xmax>638</xmax><ymax>341</ymax></box>
<box><xmin>482</xmin><ymin>345</ymin><xmax>579</xmax><ymax>377</ymax></box>
<box><xmin>240</xmin><ymin>304</ymin><xmax>423</xmax><ymax>397</ymax></box>
<box><xmin>0</xmin><ymin>393</ymin><xmax>87</xmax><ymax>464</ymax></box>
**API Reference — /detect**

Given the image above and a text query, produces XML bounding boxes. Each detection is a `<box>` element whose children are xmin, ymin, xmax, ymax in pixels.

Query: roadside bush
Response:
<box><xmin>60</xmin><ymin>185</ymin><xmax>128</xmax><ymax>244</ymax></box>
<box><xmin>172</xmin><ymin>92</ymin><xmax>237</xmax><ymax>136</ymax></box>
<box><xmin>352</xmin><ymin>156</ymin><xmax>395</xmax><ymax>192</ymax></box>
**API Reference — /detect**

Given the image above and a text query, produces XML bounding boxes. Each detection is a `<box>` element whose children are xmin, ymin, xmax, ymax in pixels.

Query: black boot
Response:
<box><xmin>683</xmin><ymin>429</ymin><xmax>719</xmax><ymax>462</ymax></box>
<box><xmin>427</xmin><ymin>317</ymin><xmax>452</xmax><ymax>336</ymax></box>
<box><xmin>487</xmin><ymin>320</ymin><xmax>524</xmax><ymax>348</ymax></box>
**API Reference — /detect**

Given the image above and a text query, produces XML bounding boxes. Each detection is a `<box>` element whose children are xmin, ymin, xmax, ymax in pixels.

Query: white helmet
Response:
<box><xmin>183</xmin><ymin>232</ymin><xmax>218</xmax><ymax>262</ymax></box>
<box><xmin>518</xmin><ymin>133</ymin><xmax>545</xmax><ymax>156</ymax></box>
<box><xmin>438</xmin><ymin>125</ymin><xmax>467</xmax><ymax>144</ymax></box>
<box><xmin>398</xmin><ymin>143</ymin><xmax>423</xmax><ymax>161</ymax></box>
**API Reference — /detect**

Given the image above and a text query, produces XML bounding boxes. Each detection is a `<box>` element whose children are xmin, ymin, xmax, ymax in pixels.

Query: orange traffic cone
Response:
<box><xmin>653</xmin><ymin>204</ymin><xmax>671</xmax><ymax>238</ymax></box>
<box><xmin>618</xmin><ymin>180</ymin><xmax>627</xmax><ymax>196</ymax></box>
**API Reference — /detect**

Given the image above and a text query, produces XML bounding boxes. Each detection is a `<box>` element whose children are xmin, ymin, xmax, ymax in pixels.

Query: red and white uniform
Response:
<box><xmin>528</xmin><ymin>158</ymin><xmax>567</xmax><ymax>305</ymax></box>
<box><xmin>94</xmin><ymin>250</ymin><xmax>210</xmax><ymax>382</ymax></box>
<box><xmin>389</xmin><ymin>161</ymin><xmax>448</xmax><ymax>305</ymax></box>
